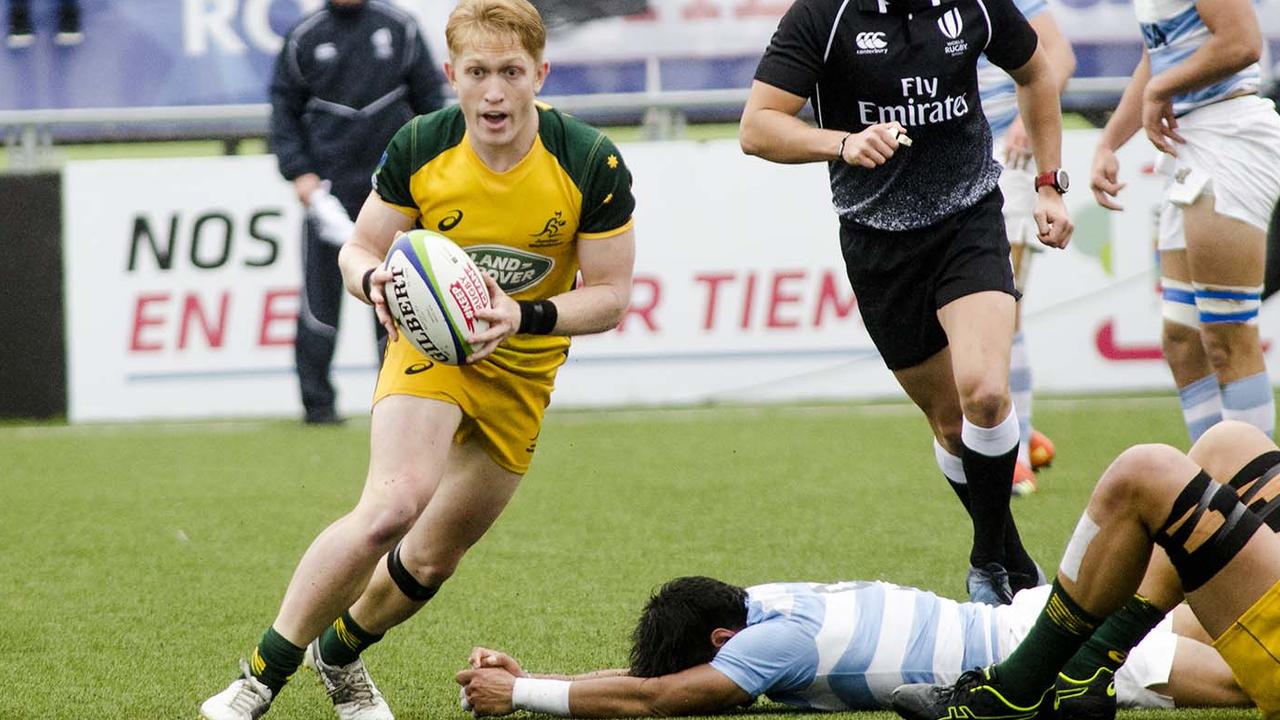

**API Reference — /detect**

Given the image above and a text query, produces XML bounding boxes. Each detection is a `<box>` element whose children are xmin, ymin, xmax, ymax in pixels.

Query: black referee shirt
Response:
<box><xmin>755</xmin><ymin>0</ymin><xmax>1038</xmax><ymax>231</ymax></box>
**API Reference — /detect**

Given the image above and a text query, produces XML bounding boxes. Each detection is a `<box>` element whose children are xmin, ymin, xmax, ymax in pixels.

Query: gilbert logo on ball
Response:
<box><xmin>383</xmin><ymin>230</ymin><xmax>491</xmax><ymax>365</ymax></box>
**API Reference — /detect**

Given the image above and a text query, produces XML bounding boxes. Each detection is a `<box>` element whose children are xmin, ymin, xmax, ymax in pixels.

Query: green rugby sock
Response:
<box><xmin>249</xmin><ymin>626</ymin><xmax>304</xmax><ymax>695</ymax></box>
<box><xmin>1062</xmin><ymin>594</ymin><xmax>1166</xmax><ymax>680</ymax></box>
<box><xmin>317</xmin><ymin>610</ymin><xmax>385</xmax><ymax>667</ymax></box>
<box><xmin>991</xmin><ymin>580</ymin><xmax>1100</xmax><ymax>706</ymax></box>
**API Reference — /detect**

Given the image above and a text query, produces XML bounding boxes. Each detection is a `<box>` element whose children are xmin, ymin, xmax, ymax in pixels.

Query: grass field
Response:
<box><xmin>1</xmin><ymin>396</ymin><xmax>1264</xmax><ymax>720</ymax></box>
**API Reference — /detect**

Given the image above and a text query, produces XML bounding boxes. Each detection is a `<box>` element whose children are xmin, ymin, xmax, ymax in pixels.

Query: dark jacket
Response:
<box><xmin>269</xmin><ymin>1</ymin><xmax>444</xmax><ymax>213</ymax></box>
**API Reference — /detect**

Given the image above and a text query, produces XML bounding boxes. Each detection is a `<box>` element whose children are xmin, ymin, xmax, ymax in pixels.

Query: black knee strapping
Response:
<box><xmin>1155</xmin><ymin>471</ymin><xmax>1264</xmax><ymax>593</ymax></box>
<box><xmin>387</xmin><ymin>541</ymin><xmax>440</xmax><ymax>602</ymax></box>
<box><xmin>1227</xmin><ymin>452</ymin><xmax>1280</xmax><ymax>531</ymax></box>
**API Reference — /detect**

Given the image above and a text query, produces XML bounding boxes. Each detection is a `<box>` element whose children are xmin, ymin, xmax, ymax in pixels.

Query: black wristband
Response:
<box><xmin>517</xmin><ymin>300</ymin><xmax>558</xmax><ymax>335</ymax></box>
<box><xmin>361</xmin><ymin>267</ymin><xmax>376</xmax><ymax>304</ymax></box>
<box><xmin>837</xmin><ymin>132</ymin><xmax>854</xmax><ymax>162</ymax></box>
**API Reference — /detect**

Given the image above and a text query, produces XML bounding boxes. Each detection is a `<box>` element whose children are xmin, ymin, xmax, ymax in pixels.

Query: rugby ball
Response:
<box><xmin>383</xmin><ymin>230</ymin><xmax>491</xmax><ymax>365</ymax></box>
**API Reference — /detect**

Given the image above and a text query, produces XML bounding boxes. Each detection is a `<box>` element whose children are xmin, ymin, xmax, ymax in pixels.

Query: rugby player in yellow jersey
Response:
<box><xmin>199</xmin><ymin>2</ymin><xmax>636</xmax><ymax>719</ymax></box>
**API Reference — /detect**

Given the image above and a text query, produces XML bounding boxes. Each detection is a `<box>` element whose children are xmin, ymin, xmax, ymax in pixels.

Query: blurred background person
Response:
<box><xmin>978</xmin><ymin>0</ymin><xmax>1076</xmax><ymax>494</ymax></box>
<box><xmin>7</xmin><ymin>0</ymin><xmax>81</xmax><ymax>47</ymax></box>
<box><xmin>269</xmin><ymin>0</ymin><xmax>445</xmax><ymax>425</ymax></box>
<box><xmin>1090</xmin><ymin>0</ymin><xmax>1280</xmax><ymax>444</ymax></box>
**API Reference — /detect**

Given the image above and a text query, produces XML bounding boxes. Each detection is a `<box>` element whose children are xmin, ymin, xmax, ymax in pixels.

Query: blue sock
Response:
<box><xmin>1010</xmin><ymin>332</ymin><xmax>1033</xmax><ymax>465</ymax></box>
<box><xmin>1179</xmin><ymin>374</ymin><xmax>1222</xmax><ymax>443</ymax></box>
<box><xmin>1221</xmin><ymin>371</ymin><xmax>1275</xmax><ymax>438</ymax></box>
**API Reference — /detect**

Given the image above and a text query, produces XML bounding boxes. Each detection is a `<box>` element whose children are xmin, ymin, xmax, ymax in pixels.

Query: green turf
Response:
<box><xmin>0</xmin><ymin>398</ymin><xmax>1258</xmax><ymax>719</ymax></box>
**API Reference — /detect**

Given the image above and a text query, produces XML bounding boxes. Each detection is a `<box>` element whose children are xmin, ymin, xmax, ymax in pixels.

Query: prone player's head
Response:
<box><xmin>629</xmin><ymin>576</ymin><xmax>748</xmax><ymax>677</ymax></box>
<box><xmin>444</xmin><ymin>0</ymin><xmax>548</xmax><ymax>150</ymax></box>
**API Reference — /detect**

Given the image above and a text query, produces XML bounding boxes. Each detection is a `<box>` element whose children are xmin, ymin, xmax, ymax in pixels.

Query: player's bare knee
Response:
<box><xmin>405</xmin><ymin>559</ymin><xmax>458</xmax><ymax>589</ymax></box>
<box><xmin>1094</xmin><ymin>444</ymin><xmax>1190</xmax><ymax>515</ymax></box>
<box><xmin>1199</xmin><ymin>326</ymin><xmax>1254</xmax><ymax>374</ymax></box>
<box><xmin>353</xmin><ymin>496</ymin><xmax>424</xmax><ymax>550</ymax></box>
<box><xmin>1161</xmin><ymin>323</ymin><xmax>1201</xmax><ymax>363</ymax></box>
<box><xmin>387</xmin><ymin>541</ymin><xmax>448</xmax><ymax>602</ymax></box>
<box><xmin>956</xmin><ymin>382</ymin><xmax>1007</xmax><ymax>426</ymax></box>
<box><xmin>1189</xmin><ymin>420</ymin><xmax>1264</xmax><ymax>465</ymax></box>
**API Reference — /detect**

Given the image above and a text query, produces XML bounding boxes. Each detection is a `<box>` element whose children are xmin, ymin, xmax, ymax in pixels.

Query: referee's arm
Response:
<box><xmin>740</xmin><ymin>81</ymin><xmax>850</xmax><ymax>163</ymax></box>
<box><xmin>740</xmin><ymin>82</ymin><xmax>904</xmax><ymax>168</ymax></box>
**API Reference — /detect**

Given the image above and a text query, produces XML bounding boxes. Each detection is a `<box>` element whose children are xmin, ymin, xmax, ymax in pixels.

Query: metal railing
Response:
<box><xmin>1</xmin><ymin>78</ymin><xmax>1132</xmax><ymax>169</ymax></box>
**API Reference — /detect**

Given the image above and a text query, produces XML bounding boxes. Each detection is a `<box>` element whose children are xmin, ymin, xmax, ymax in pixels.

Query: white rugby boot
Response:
<box><xmin>200</xmin><ymin>660</ymin><xmax>274</xmax><ymax>720</ymax></box>
<box><xmin>305</xmin><ymin>640</ymin><xmax>394</xmax><ymax>720</ymax></box>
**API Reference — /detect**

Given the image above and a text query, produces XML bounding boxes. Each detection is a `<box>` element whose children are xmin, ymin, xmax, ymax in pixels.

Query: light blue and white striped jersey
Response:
<box><xmin>1135</xmin><ymin>0</ymin><xmax>1261</xmax><ymax>116</ymax></box>
<box><xmin>977</xmin><ymin>0</ymin><xmax>1047</xmax><ymax>138</ymax></box>
<box><xmin>709</xmin><ymin>581</ymin><xmax>1011</xmax><ymax>711</ymax></box>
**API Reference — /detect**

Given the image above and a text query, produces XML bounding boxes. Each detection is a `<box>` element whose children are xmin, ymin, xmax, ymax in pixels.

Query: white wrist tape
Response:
<box><xmin>511</xmin><ymin>678</ymin><xmax>572</xmax><ymax>716</ymax></box>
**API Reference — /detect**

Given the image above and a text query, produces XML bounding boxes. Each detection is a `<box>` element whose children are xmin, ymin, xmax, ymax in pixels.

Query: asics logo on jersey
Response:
<box><xmin>937</xmin><ymin>9</ymin><xmax>963</xmax><ymax>39</ymax></box>
<box><xmin>856</xmin><ymin>32</ymin><xmax>888</xmax><ymax>54</ymax></box>
<box><xmin>404</xmin><ymin>361</ymin><xmax>434</xmax><ymax>375</ymax></box>
<box><xmin>438</xmin><ymin>209</ymin><xmax>464</xmax><ymax>232</ymax></box>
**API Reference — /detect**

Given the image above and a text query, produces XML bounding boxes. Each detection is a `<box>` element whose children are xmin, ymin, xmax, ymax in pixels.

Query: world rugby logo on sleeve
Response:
<box><xmin>383</xmin><ymin>230</ymin><xmax>490</xmax><ymax>366</ymax></box>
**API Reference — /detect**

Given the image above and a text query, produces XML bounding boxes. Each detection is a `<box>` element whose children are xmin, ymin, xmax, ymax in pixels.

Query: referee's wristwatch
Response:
<box><xmin>1034</xmin><ymin>169</ymin><xmax>1070</xmax><ymax>194</ymax></box>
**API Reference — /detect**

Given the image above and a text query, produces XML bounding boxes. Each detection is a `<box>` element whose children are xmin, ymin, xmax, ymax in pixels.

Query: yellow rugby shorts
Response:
<box><xmin>373</xmin><ymin>336</ymin><xmax>557</xmax><ymax>475</ymax></box>
<box><xmin>1213</xmin><ymin>577</ymin><xmax>1280</xmax><ymax>718</ymax></box>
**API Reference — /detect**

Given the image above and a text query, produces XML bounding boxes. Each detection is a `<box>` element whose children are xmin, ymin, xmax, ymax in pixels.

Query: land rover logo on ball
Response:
<box><xmin>466</xmin><ymin>246</ymin><xmax>554</xmax><ymax>294</ymax></box>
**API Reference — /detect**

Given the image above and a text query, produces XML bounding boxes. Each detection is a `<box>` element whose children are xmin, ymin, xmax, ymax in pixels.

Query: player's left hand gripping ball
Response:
<box><xmin>382</xmin><ymin>230</ymin><xmax>491</xmax><ymax>365</ymax></box>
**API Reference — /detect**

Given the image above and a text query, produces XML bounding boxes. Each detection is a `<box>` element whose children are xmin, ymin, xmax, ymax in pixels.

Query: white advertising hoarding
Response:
<box><xmin>63</xmin><ymin>132</ymin><xmax>1280</xmax><ymax>421</ymax></box>
<box><xmin>63</xmin><ymin>156</ymin><xmax>379</xmax><ymax>422</ymax></box>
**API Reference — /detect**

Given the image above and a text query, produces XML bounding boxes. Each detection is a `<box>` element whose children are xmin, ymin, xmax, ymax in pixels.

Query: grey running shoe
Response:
<box><xmin>305</xmin><ymin>640</ymin><xmax>394</xmax><ymax>720</ymax></box>
<box><xmin>967</xmin><ymin>562</ymin><xmax>1015</xmax><ymax>605</ymax></box>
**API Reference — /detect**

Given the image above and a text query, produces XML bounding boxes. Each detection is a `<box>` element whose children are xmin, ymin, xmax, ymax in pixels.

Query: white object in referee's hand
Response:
<box><xmin>893</xmin><ymin>128</ymin><xmax>913</xmax><ymax>147</ymax></box>
<box><xmin>308</xmin><ymin>182</ymin><xmax>356</xmax><ymax>247</ymax></box>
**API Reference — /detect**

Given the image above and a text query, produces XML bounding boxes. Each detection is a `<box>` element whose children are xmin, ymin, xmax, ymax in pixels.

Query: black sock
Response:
<box><xmin>947</xmin><ymin>476</ymin><xmax>1036</xmax><ymax>582</ymax></box>
<box><xmin>317</xmin><ymin>610</ymin><xmax>385</xmax><ymax>667</ymax></box>
<box><xmin>961</xmin><ymin>444</ymin><xmax>1017</xmax><ymax>566</ymax></box>
<box><xmin>249</xmin><ymin>626</ymin><xmax>305</xmax><ymax>696</ymax></box>
<box><xmin>1062</xmin><ymin>594</ymin><xmax>1167</xmax><ymax>680</ymax></box>
<box><xmin>992</xmin><ymin>580</ymin><xmax>1100</xmax><ymax>706</ymax></box>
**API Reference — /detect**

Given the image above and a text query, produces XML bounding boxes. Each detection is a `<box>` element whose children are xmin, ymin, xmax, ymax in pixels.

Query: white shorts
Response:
<box><xmin>995</xmin><ymin>149</ymin><xmax>1039</xmax><ymax>250</ymax></box>
<box><xmin>1155</xmin><ymin>94</ymin><xmax>1280</xmax><ymax>251</ymax></box>
<box><xmin>1001</xmin><ymin>586</ymin><xmax>1177</xmax><ymax>709</ymax></box>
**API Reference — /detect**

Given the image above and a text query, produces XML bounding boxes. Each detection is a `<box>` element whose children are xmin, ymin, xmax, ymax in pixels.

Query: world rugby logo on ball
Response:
<box><xmin>383</xmin><ymin>230</ymin><xmax>491</xmax><ymax>365</ymax></box>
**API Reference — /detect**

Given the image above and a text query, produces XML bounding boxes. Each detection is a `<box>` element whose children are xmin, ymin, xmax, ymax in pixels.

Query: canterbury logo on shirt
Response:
<box><xmin>855</xmin><ymin>31</ymin><xmax>888</xmax><ymax>53</ymax></box>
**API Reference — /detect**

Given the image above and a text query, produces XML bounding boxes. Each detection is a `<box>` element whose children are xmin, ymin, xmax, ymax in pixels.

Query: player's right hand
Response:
<box><xmin>456</xmin><ymin>668</ymin><xmax>517</xmax><ymax>717</ymax></box>
<box><xmin>468</xmin><ymin>647</ymin><xmax>524</xmax><ymax>676</ymax></box>
<box><xmin>365</xmin><ymin>266</ymin><xmax>399</xmax><ymax>341</ymax></box>
<box><xmin>841</xmin><ymin>123</ymin><xmax>906</xmax><ymax>169</ymax></box>
<box><xmin>1090</xmin><ymin>147</ymin><xmax>1126</xmax><ymax>211</ymax></box>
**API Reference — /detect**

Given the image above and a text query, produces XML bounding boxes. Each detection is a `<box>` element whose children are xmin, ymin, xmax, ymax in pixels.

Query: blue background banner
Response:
<box><xmin>1</xmin><ymin>0</ymin><xmax>1276</xmax><ymax>111</ymax></box>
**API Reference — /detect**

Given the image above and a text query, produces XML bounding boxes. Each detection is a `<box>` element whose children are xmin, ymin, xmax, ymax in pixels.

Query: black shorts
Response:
<box><xmin>839</xmin><ymin>188</ymin><xmax>1018</xmax><ymax>371</ymax></box>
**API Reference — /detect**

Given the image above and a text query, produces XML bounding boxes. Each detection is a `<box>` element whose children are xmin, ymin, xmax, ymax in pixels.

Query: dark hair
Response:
<box><xmin>629</xmin><ymin>576</ymin><xmax>748</xmax><ymax>677</ymax></box>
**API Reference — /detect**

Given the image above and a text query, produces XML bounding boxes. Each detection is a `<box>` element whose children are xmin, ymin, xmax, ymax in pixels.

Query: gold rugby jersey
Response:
<box><xmin>372</xmin><ymin>104</ymin><xmax>636</xmax><ymax>376</ymax></box>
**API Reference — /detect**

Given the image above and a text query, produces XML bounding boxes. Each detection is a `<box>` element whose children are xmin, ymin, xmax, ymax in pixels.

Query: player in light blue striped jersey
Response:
<box><xmin>455</xmin><ymin>577</ymin><xmax>1247</xmax><ymax>717</ymax></box>
<box><xmin>1090</xmin><ymin>0</ymin><xmax>1280</xmax><ymax>444</ymax></box>
<box><xmin>973</xmin><ymin>0</ymin><xmax>1075</xmax><ymax>494</ymax></box>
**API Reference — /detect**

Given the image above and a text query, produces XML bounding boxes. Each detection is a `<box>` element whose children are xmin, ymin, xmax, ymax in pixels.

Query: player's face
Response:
<box><xmin>447</xmin><ymin>37</ymin><xmax>548</xmax><ymax>151</ymax></box>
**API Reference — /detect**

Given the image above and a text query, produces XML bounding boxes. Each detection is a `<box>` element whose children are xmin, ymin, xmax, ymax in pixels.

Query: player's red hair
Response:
<box><xmin>446</xmin><ymin>0</ymin><xmax>546</xmax><ymax>62</ymax></box>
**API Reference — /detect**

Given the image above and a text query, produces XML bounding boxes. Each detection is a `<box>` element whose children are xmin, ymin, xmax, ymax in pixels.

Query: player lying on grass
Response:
<box><xmin>890</xmin><ymin>419</ymin><xmax>1280</xmax><ymax>720</ymax></box>
<box><xmin>454</xmin><ymin>575</ymin><xmax>1248</xmax><ymax>717</ymax></box>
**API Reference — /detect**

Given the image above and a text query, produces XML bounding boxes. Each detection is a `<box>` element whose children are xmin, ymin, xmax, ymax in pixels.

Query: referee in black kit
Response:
<box><xmin>270</xmin><ymin>0</ymin><xmax>444</xmax><ymax>424</ymax></box>
<box><xmin>740</xmin><ymin>0</ymin><xmax>1073</xmax><ymax>604</ymax></box>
